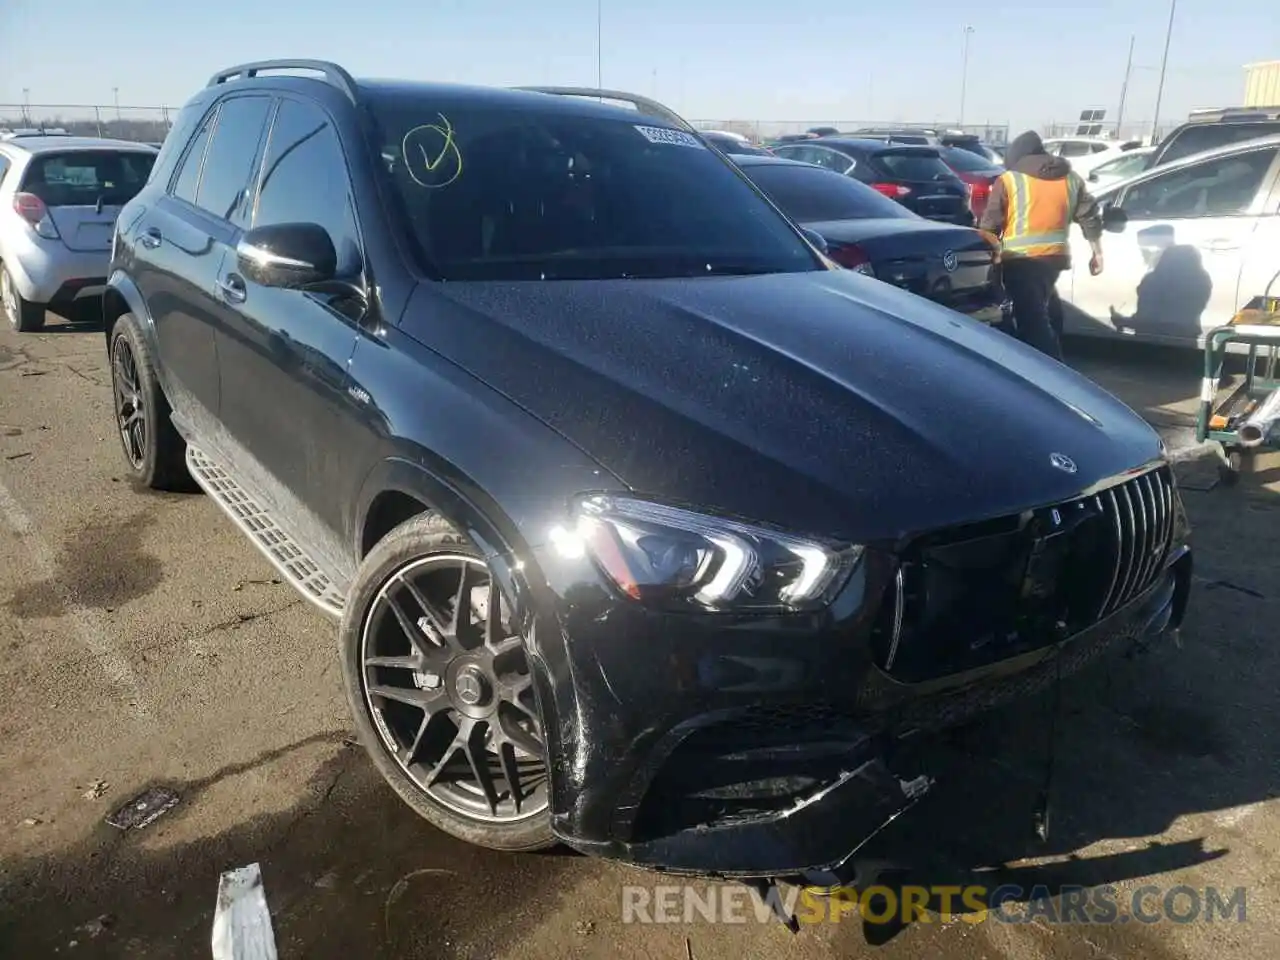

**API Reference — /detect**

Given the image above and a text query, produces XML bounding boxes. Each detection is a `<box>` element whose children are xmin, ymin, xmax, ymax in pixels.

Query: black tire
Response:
<box><xmin>108</xmin><ymin>313</ymin><xmax>191</xmax><ymax>491</ymax></box>
<box><xmin>2</xmin><ymin>264</ymin><xmax>45</xmax><ymax>333</ymax></box>
<box><xmin>339</xmin><ymin>512</ymin><xmax>555</xmax><ymax>852</ymax></box>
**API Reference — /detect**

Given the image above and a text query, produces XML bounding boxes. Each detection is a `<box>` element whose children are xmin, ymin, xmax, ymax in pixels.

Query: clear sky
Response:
<box><xmin>0</xmin><ymin>0</ymin><xmax>1272</xmax><ymax>133</ymax></box>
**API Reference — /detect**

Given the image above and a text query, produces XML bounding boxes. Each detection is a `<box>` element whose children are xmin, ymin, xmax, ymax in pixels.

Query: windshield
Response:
<box><xmin>20</xmin><ymin>150</ymin><xmax>156</xmax><ymax>207</ymax></box>
<box><xmin>939</xmin><ymin>146</ymin><xmax>1002</xmax><ymax>174</ymax></box>
<box><xmin>872</xmin><ymin>149</ymin><xmax>955</xmax><ymax>181</ymax></box>
<box><xmin>742</xmin><ymin>163</ymin><xmax>914</xmax><ymax>222</ymax></box>
<box><xmin>367</xmin><ymin>94</ymin><xmax>821</xmax><ymax>281</ymax></box>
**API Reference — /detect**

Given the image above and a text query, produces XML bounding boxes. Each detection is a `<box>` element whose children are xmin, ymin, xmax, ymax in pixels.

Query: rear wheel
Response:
<box><xmin>340</xmin><ymin>513</ymin><xmax>554</xmax><ymax>851</ymax></box>
<box><xmin>108</xmin><ymin>313</ymin><xmax>191</xmax><ymax>490</ymax></box>
<box><xmin>2</xmin><ymin>265</ymin><xmax>44</xmax><ymax>333</ymax></box>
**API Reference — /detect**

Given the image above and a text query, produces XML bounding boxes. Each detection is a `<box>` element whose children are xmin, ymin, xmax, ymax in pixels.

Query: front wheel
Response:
<box><xmin>339</xmin><ymin>513</ymin><xmax>555</xmax><ymax>851</ymax></box>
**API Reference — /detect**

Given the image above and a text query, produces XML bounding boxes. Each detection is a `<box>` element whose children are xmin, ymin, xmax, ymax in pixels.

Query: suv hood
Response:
<box><xmin>402</xmin><ymin>270</ymin><xmax>1162</xmax><ymax>543</ymax></box>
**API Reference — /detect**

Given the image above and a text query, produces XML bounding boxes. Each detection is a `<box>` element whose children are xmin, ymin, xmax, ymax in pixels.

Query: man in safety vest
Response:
<box><xmin>979</xmin><ymin>130</ymin><xmax>1105</xmax><ymax>361</ymax></box>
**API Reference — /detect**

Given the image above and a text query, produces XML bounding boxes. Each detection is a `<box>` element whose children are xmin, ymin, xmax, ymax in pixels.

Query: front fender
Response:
<box><xmin>351</xmin><ymin>452</ymin><xmax>601</xmax><ymax>832</ymax></box>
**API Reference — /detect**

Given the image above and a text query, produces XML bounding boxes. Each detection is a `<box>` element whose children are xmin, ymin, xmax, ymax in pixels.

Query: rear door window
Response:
<box><xmin>808</xmin><ymin>147</ymin><xmax>854</xmax><ymax>173</ymax></box>
<box><xmin>191</xmin><ymin>95</ymin><xmax>273</xmax><ymax>222</ymax></box>
<box><xmin>19</xmin><ymin>151</ymin><xmax>157</xmax><ymax>207</ymax></box>
<box><xmin>1158</xmin><ymin>122</ymin><xmax>1280</xmax><ymax>166</ymax></box>
<box><xmin>872</xmin><ymin>150</ymin><xmax>954</xmax><ymax>181</ymax></box>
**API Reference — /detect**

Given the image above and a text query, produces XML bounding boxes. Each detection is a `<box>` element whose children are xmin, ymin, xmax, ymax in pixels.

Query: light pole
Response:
<box><xmin>1151</xmin><ymin>0</ymin><xmax>1178</xmax><ymax>141</ymax></box>
<box><xmin>1116</xmin><ymin>35</ymin><xmax>1136</xmax><ymax>136</ymax></box>
<box><xmin>959</xmin><ymin>26</ymin><xmax>975</xmax><ymax>127</ymax></box>
<box><xmin>596</xmin><ymin>0</ymin><xmax>603</xmax><ymax>89</ymax></box>
<box><xmin>113</xmin><ymin>87</ymin><xmax>121</xmax><ymax>122</ymax></box>
<box><xmin>22</xmin><ymin>87</ymin><xmax>30</xmax><ymax>125</ymax></box>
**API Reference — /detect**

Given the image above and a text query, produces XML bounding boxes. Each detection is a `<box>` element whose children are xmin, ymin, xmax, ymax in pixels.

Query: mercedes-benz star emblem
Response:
<box><xmin>456</xmin><ymin>672</ymin><xmax>482</xmax><ymax>705</ymax></box>
<box><xmin>942</xmin><ymin>250</ymin><xmax>958</xmax><ymax>272</ymax></box>
<box><xmin>1049</xmin><ymin>452</ymin><xmax>1078</xmax><ymax>474</ymax></box>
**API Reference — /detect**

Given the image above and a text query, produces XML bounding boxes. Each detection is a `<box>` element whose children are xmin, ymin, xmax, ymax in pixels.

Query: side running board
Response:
<box><xmin>185</xmin><ymin>445</ymin><xmax>347</xmax><ymax>618</ymax></box>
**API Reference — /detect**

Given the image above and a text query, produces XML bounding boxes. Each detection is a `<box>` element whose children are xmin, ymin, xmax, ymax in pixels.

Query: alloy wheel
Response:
<box><xmin>360</xmin><ymin>554</ymin><xmax>549</xmax><ymax>823</ymax></box>
<box><xmin>111</xmin><ymin>336</ymin><xmax>147</xmax><ymax>469</ymax></box>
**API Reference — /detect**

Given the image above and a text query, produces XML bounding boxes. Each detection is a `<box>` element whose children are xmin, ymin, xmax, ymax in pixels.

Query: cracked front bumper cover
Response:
<box><xmin>550</xmin><ymin>548</ymin><xmax>1190</xmax><ymax>880</ymax></box>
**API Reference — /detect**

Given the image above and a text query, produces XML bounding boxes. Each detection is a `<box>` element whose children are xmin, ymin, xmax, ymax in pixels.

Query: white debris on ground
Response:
<box><xmin>212</xmin><ymin>863</ymin><xmax>279</xmax><ymax>960</ymax></box>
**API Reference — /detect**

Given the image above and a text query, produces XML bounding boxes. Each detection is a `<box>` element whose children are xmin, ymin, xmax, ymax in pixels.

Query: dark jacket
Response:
<box><xmin>979</xmin><ymin>132</ymin><xmax>1104</xmax><ymax>269</ymax></box>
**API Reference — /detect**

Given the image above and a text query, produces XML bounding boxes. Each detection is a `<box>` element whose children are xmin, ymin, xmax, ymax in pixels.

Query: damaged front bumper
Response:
<box><xmin>532</xmin><ymin>539</ymin><xmax>1191</xmax><ymax>880</ymax></box>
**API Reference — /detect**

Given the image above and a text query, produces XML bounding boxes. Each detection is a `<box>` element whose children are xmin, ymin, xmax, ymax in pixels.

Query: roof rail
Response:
<box><xmin>514</xmin><ymin>86</ymin><xmax>696</xmax><ymax>133</ymax></box>
<box><xmin>207</xmin><ymin>59</ymin><xmax>358</xmax><ymax>102</ymax></box>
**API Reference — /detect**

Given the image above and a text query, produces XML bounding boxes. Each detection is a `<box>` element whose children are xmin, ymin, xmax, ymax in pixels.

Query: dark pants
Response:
<box><xmin>1001</xmin><ymin>257</ymin><xmax>1064</xmax><ymax>361</ymax></box>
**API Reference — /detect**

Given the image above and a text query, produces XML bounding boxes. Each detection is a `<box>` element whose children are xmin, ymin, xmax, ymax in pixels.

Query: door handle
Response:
<box><xmin>1201</xmin><ymin>239</ymin><xmax>1240</xmax><ymax>254</ymax></box>
<box><xmin>217</xmin><ymin>273</ymin><xmax>247</xmax><ymax>304</ymax></box>
<box><xmin>139</xmin><ymin>227</ymin><xmax>162</xmax><ymax>249</ymax></box>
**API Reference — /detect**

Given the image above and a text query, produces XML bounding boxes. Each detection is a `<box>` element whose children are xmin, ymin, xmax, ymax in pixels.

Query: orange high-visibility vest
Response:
<box><xmin>998</xmin><ymin>171</ymin><xmax>1082</xmax><ymax>259</ymax></box>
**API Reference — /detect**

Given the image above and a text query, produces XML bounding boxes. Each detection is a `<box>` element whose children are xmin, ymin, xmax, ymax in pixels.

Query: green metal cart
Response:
<box><xmin>1196</xmin><ymin>269</ymin><xmax>1280</xmax><ymax>486</ymax></box>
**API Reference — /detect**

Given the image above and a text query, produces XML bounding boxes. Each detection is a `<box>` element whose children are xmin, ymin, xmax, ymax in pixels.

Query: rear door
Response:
<box><xmin>867</xmin><ymin>148</ymin><xmax>970</xmax><ymax>223</ymax></box>
<box><xmin>134</xmin><ymin>94</ymin><xmax>273</xmax><ymax>429</ymax></box>
<box><xmin>1064</xmin><ymin>144</ymin><xmax>1280</xmax><ymax>346</ymax></box>
<box><xmin>19</xmin><ymin>149</ymin><xmax>155</xmax><ymax>253</ymax></box>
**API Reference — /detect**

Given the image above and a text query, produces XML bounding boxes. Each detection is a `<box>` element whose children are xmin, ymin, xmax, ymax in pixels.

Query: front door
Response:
<box><xmin>213</xmin><ymin>94</ymin><xmax>374</xmax><ymax>567</ymax></box>
<box><xmin>1064</xmin><ymin>143</ymin><xmax>1280</xmax><ymax>347</ymax></box>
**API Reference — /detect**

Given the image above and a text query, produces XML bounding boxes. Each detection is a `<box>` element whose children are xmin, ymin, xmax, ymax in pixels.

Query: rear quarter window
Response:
<box><xmin>872</xmin><ymin>150</ymin><xmax>954</xmax><ymax>181</ymax></box>
<box><xmin>19</xmin><ymin>151</ymin><xmax>157</xmax><ymax>207</ymax></box>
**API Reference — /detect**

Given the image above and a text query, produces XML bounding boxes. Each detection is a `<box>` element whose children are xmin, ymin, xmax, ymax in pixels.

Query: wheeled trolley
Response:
<box><xmin>1196</xmin><ymin>270</ymin><xmax>1280</xmax><ymax>486</ymax></box>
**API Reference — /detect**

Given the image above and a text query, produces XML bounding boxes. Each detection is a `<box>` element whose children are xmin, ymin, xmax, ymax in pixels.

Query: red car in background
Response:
<box><xmin>939</xmin><ymin>145</ymin><xmax>1003</xmax><ymax>220</ymax></box>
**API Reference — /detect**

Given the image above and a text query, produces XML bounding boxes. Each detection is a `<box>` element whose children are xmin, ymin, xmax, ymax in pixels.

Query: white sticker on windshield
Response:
<box><xmin>634</xmin><ymin>125</ymin><xmax>704</xmax><ymax>149</ymax></box>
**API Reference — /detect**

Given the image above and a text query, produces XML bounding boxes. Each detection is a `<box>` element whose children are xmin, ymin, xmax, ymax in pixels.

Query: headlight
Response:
<box><xmin>549</xmin><ymin>495</ymin><xmax>862</xmax><ymax>612</ymax></box>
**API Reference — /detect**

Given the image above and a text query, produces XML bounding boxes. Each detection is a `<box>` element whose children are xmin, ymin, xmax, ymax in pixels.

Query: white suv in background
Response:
<box><xmin>1058</xmin><ymin>134</ymin><xmax>1280</xmax><ymax>349</ymax></box>
<box><xmin>1042</xmin><ymin>136</ymin><xmax>1147</xmax><ymax>179</ymax></box>
<box><xmin>0</xmin><ymin>136</ymin><xmax>157</xmax><ymax>332</ymax></box>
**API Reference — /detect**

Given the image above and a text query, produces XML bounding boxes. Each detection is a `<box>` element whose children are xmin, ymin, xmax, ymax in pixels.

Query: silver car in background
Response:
<box><xmin>0</xmin><ymin>136</ymin><xmax>157</xmax><ymax>332</ymax></box>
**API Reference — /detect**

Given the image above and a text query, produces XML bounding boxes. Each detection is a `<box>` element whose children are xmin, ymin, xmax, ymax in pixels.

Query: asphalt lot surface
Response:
<box><xmin>1</xmin><ymin>314</ymin><xmax>1278</xmax><ymax>960</ymax></box>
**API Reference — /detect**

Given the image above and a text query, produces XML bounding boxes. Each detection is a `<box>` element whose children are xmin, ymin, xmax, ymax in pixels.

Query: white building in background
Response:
<box><xmin>1244</xmin><ymin>60</ymin><xmax>1280</xmax><ymax>108</ymax></box>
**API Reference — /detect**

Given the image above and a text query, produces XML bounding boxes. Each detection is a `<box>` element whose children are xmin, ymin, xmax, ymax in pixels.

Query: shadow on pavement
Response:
<box><xmin>0</xmin><ymin>733</ymin><xmax>592</xmax><ymax>959</ymax></box>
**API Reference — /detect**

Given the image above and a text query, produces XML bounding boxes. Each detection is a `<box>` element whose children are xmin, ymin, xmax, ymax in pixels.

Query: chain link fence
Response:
<box><xmin>1040</xmin><ymin>119</ymin><xmax>1176</xmax><ymax>145</ymax></box>
<box><xmin>689</xmin><ymin>119</ymin><xmax>1011</xmax><ymax>145</ymax></box>
<box><xmin>0</xmin><ymin>104</ymin><xmax>173</xmax><ymax>143</ymax></box>
<box><xmin>1</xmin><ymin>103</ymin><xmax>1179</xmax><ymax>150</ymax></box>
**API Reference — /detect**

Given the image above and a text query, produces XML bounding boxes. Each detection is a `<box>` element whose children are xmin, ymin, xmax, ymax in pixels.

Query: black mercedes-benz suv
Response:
<box><xmin>103</xmin><ymin>60</ymin><xmax>1192</xmax><ymax>881</ymax></box>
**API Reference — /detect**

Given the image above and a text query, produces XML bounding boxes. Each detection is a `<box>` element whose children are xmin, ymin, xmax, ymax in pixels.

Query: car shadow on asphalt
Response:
<box><xmin>825</xmin><ymin>454</ymin><xmax>1280</xmax><ymax>950</ymax></box>
<box><xmin>0</xmin><ymin>731</ymin><xmax>592</xmax><ymax>959</ymax></box>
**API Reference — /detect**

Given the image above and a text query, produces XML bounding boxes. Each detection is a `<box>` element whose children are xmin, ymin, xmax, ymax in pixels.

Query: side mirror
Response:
<box><xmin>801</xmin><ymin>227</ymin><xmax>829</xmax><ymax>254</ymax></box>
<box><xmin>1087</xmin><ymin>169</ymin><xmax>1099</xmax><ymax>182</ymax></box>
<box><xmin>1102</xmin><ymin>204</ymin><xmax>1128</xmax><ymax>234</ymax></box>
<box><xmin>237</xmin><ymin>222</ymin><xmax>337</xmax><ymax>289</ymax></box>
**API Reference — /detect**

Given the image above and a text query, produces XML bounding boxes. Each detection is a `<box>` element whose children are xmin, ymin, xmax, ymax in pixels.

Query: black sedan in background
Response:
<box><xmin>770</xmin><ymin>138</ymin><xmax>974</xmax><ymax>225</ymax></box>
<box><xmin>737</xmin><ymin>155</ymin><xmax>1009</xmax><ymax>324</ymax></box>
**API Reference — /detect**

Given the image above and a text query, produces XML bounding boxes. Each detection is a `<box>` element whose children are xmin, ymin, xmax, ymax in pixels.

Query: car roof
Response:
<box><xmin>805</xmin><ymin>137</ymin><xmax>938</xmax><ymax>153</ymax></box>
<box><xmin>355</xmin><ymin>78</ymin><xmax>690</xmax><ymax>127</ymax></box>
<box><xmin>0</xmin><ymin>135</ymin><xmax>157</xmax><ymax>155</ymax></box>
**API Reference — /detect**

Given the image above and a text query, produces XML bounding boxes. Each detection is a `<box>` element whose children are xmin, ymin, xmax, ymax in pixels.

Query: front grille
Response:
<box><xmin>872</xmin><ymin>467</ymin><xmax>1175</xmax><ymax>683</ymax></box>
<box><xmin>1093</xmin><ymin>467</ymin><xmax>1175</xmax><ymax>619</ymax></box>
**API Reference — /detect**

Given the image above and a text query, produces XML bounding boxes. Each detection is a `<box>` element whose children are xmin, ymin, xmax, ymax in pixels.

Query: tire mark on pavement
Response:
<box><xmin>0</xmin><ymin>475</ymin><xmax>151</xmax><ymax>723</ymax></box>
